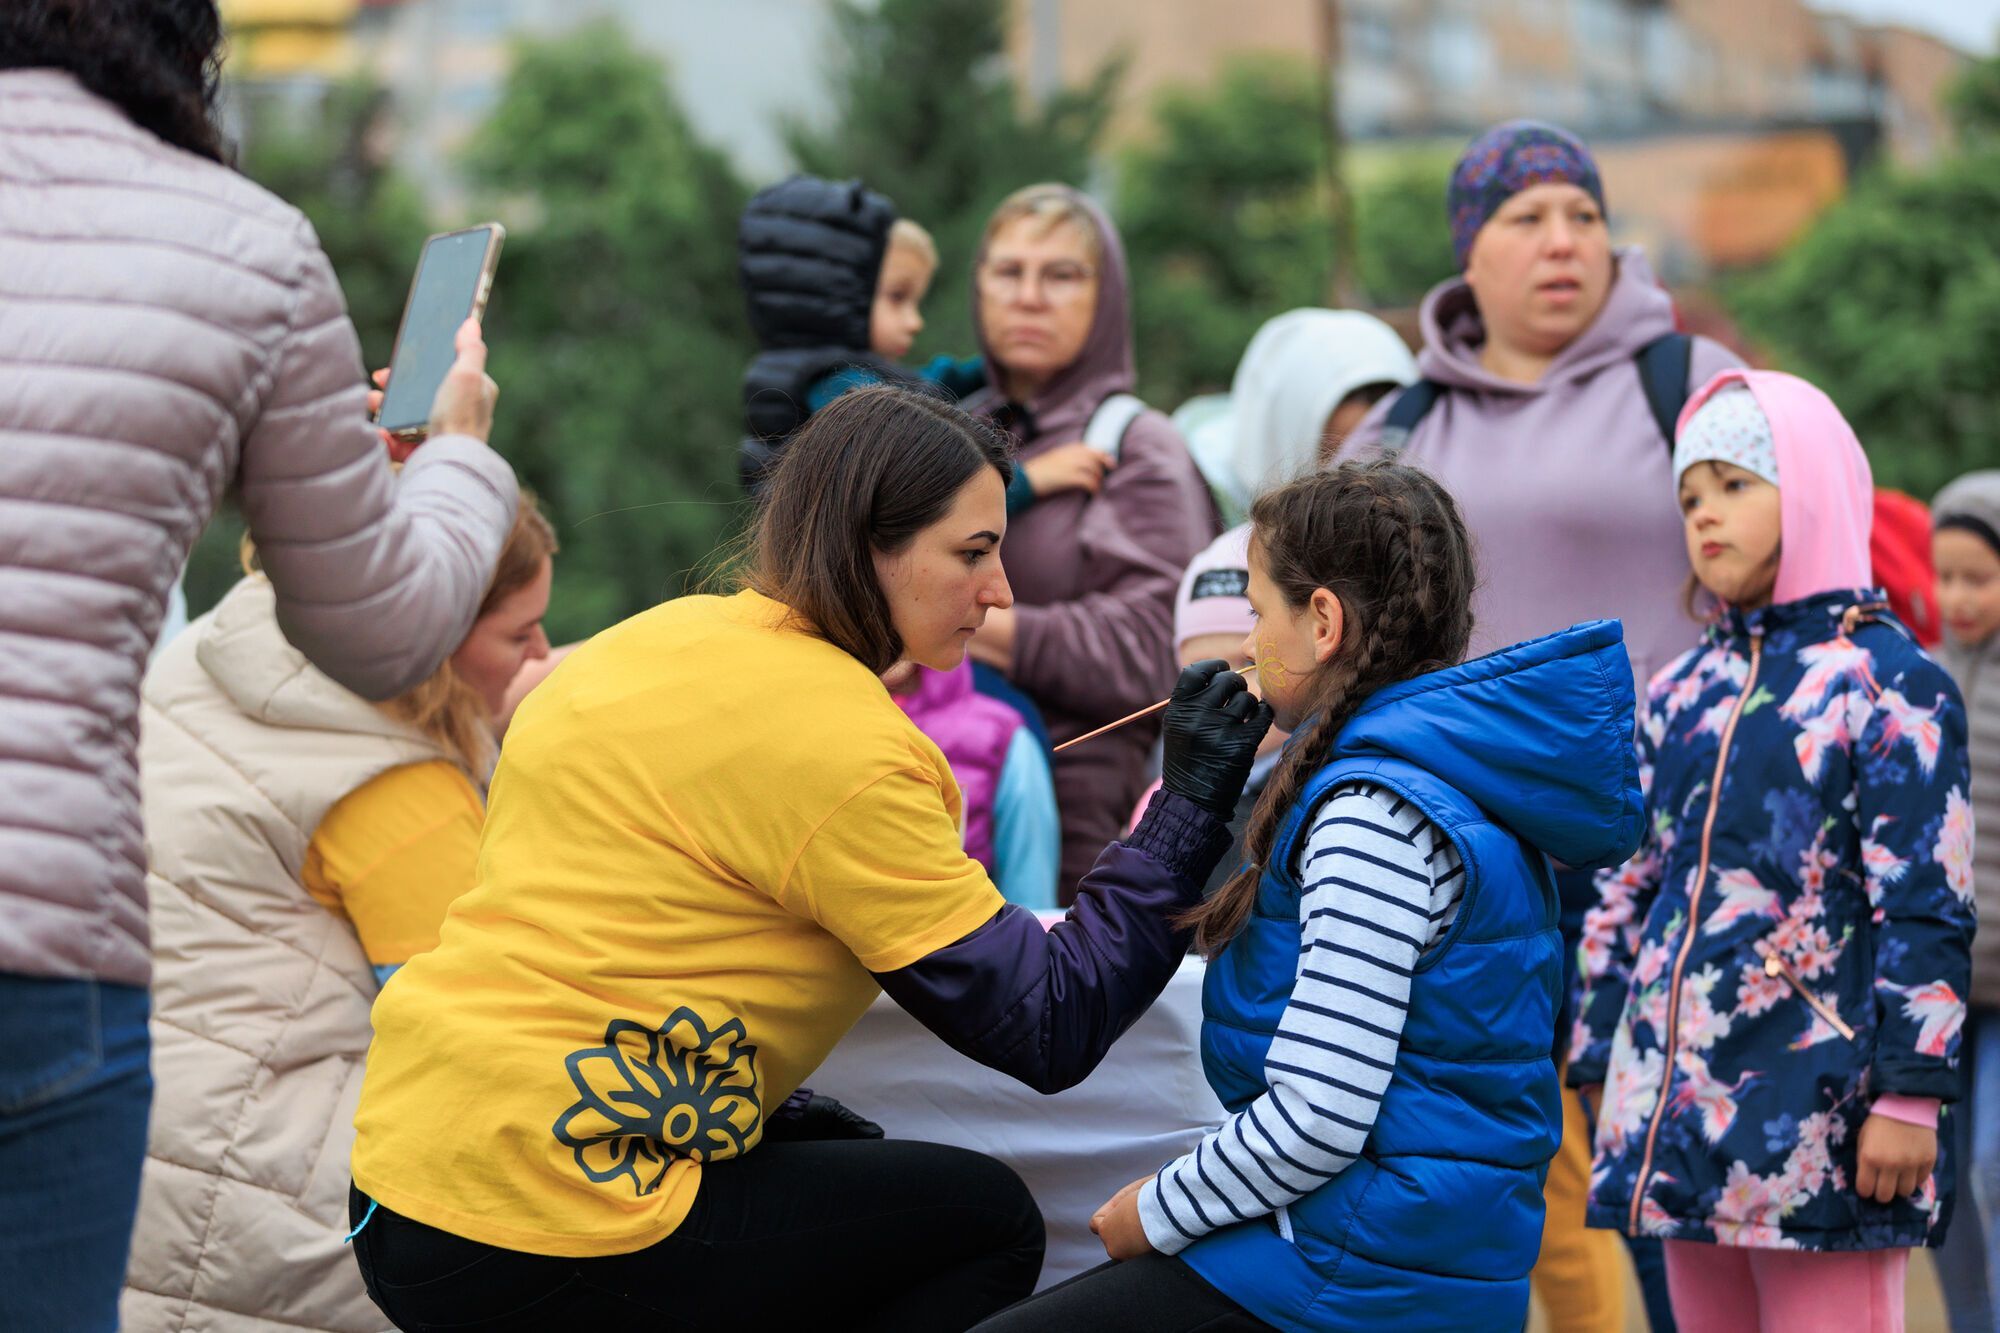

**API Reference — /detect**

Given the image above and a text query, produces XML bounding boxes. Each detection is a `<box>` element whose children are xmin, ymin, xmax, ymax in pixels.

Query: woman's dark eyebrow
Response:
<box><xmin>965</xmin><ymin>530</ymin><xmax>1001</xmax><ymax>543</ymax></box>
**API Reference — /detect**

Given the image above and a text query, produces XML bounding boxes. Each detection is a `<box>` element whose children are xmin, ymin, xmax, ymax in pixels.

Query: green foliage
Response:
<box><xmin>186</xmin><ymin>82</ymin><xmax>435</xmax><ymax>617</ymax></box>
<box><xmin>1118</xmin><ymin>57</ymin><xmax>1333</xmax><ymax>407</ymax></box>
<box><xmin>784</xmin><ymin>0</ymin><xmax>1117</xmax><ymax>364</ymax></box>
<box><xmin>1116</xmin><ymin>59</ymin><xmax>1453</xmax><ymax>408</ymax></box>
<box><xmin>464</xmin><ymin>24</ymin><xmax>753</xmax><ymax>639</ymax></box>
<box><xmin>1352</xmin><ymin>156</ymin><xmax>1456</xmax><ymax>309</ymax></box>
<box><xmin>1948</xmin><ymin>52</ymin><xmax>2000</xmax><ymax>144</ymax></box>
<box><xmin>1728</xmin><ymin>149</ymin><xmax>2000</xmax><ymax>495</ymax></box>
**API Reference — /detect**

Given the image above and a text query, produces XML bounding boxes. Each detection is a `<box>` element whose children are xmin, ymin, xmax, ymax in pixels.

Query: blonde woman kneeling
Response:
<box><xmin>121</xmin><ymin>495</ymin><xmax>556</xmax><ymax>1333</ymax></box>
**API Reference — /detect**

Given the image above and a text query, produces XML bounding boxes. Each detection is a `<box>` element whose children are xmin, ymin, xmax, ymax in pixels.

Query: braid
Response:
<box><xmin>1181</xmin><ymin>461</ymin><xmax>1476</xmax><ymax>957</ymax></box>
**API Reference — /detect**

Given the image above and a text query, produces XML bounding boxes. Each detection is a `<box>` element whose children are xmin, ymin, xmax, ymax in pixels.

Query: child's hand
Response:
<box><xmin>1856</xmin><ymin>1113</ymin><xmax>1936</xmax><ymax>1203</ymax></box>
<box><xmin>1025</xmin><ymin>443</ymin><xmax>1114</xmax><ymax>499</ymax></box>
<box><xmin>1090</xmin><ymin>1175</ymin><xmax>1156</xmax><ymax>1261</ymax></box>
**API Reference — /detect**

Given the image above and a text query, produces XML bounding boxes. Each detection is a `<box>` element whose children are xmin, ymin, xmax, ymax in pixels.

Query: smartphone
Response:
<box><xmin>375</xmin><ymin>223</ymin><xmax>506</xmax><ymax>439</ymax></box>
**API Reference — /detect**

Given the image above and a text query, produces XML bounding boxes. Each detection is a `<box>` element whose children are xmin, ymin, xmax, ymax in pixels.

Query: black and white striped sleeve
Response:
<box><xmin>1136</xmin><ymin>783</ymin><xmax>1460</xmax><ymax>1255</ymax></box>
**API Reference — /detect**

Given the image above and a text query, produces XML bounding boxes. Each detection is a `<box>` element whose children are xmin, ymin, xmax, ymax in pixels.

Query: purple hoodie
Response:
<box><xmin>962</xmin><ymin>190</ymin><xmax>1219</xmax><ymax>894</ymax></box>
<box><xmin>1348</xmin><ymin>249</ymin><xmax>1743</xmax><ymax>694</ymax></box>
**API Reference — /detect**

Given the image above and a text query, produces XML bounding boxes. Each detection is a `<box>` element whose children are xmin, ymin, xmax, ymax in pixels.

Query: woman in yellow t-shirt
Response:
<box><xmin>346</xmin><ymin>386</ymin><xmax>1273</xmax><ymax>1331</ymax></box>
<box><xmin>126</xmin><ymin>494</ymin><xmax>557</xmax><ymax>1333</ymax></box>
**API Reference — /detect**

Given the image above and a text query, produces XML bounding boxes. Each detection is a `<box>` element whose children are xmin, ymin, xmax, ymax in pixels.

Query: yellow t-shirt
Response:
<box><xmin>302</xmin><ymin>760</ymin><xmax>484</xmax><ymax>967</ymax></box>
<box><xmin>351</xmin><ymin>590</ymin><xmax>1003</xmax><ymax>1257</ymax></box>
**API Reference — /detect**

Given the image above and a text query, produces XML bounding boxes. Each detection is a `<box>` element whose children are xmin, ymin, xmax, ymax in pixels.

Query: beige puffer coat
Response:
<box><xmin>122</xmin><ymin>578</ymin><xmax>459</xmax><ymax>1332</ymax></box>
<box><xmin>0</xmin><ymin>69</ymin><xmax>517</xmax><ymax>989</ymax></box>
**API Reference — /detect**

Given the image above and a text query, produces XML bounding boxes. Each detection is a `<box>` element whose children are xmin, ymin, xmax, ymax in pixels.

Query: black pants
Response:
<box><xmin>349</xmin><ymin>1139</ymin><xmax>1043</xmax><ymax>1332</ymax></box>
<box><xmin>972</xmin><ymin>1253</ymin><xmax>1269</xmax><ymax>1331</ymax></box>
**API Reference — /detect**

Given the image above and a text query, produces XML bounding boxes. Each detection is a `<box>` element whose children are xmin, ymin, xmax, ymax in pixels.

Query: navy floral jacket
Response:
<box><xmin>1570</xmin><ymin>590</ymin><xmax>1974</xmax><ymax>1251</ymax></box>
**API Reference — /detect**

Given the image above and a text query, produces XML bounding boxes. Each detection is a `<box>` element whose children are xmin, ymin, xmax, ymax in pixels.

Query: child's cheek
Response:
<box><xmin>1253</xmin><ymin>632</ymin><xmax>1302</xmax><ymax>719</ymax></box>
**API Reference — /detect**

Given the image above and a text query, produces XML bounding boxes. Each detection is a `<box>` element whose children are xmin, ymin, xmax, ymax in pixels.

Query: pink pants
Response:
<box><xmin>1663</xmin><ymin>1241</ymin><xmax>1909</xmax><ymax>1332</ymax></box>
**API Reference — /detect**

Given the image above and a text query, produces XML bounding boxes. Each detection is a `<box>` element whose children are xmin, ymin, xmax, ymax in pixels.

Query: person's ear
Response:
<box><xmin>1308</xmin><ymin>588</ymin><xmax>1344</xmax><ymax>665</ymax></box>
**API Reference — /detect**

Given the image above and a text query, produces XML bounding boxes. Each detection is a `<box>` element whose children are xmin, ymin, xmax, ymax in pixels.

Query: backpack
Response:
<box><xmin>1378</xmin><ymin>332</ymin><xmax>1693</xmax><ymax>454</ymax></box>
<box><xmin>1083</xmin><ymin>392</ymin><xmax>1147</xmax><ymax>461</ymax></box>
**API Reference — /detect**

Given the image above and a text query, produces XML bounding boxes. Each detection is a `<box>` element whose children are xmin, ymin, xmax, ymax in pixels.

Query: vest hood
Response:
<box><xmin>196</xmin><ymin>577</ymin><xmax>426</xmax><ymax>744</ymax></box>
<box><xmin>1331</xmin><ymin>618</ymin><xmax>1643</xmax><ymax>870</ymax></box>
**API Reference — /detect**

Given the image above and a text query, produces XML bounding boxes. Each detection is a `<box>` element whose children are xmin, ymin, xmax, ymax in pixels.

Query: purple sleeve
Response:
<box><xmin>871</xmin><ymin>789</ymin><xmax>1231</xmax><ymax>1094</ymax></box>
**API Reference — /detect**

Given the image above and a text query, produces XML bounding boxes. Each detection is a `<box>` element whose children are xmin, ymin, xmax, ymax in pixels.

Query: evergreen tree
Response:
<box><xmin>1728</xmin><ymin>144</ymin><xmax>2000</xmax><ymax>495</ymax></box>
<box><xmin>465</xmin><ymin>23</ymin><xmax>753</xmax><ymax>639</ymax></box>
<box><xmin>784</xmin><ymin>0</ymin><xmax>1118</xmax><ymax>365</ymax></box>
<box><xmin>1118</xmin><ymin>56</ymin><xmax>1334</xmax><ymax>406</ymax></box>
<box><xmin>1117</xmin><ymin>58</ymin><xmax>1453</xmax><ymax>408</ymax></box>
<box><xmin>185</xmin><ymin>82</ymin><xmax>435</xmax><ymax>616</ymax></box>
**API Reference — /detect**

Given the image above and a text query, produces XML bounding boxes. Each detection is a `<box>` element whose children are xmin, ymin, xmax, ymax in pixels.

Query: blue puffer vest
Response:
<box><xmin>1181</xmin><ymin>620</ymin><xmax>1646</xmax><ymax>1332</ymax></box>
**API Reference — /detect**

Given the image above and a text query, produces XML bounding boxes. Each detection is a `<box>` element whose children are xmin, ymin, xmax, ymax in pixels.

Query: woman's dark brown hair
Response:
<box><xmin>1182</xmin><ymin>460</ymin><xmax>1478</xmax><ymax>957</ymax></box>
<box><xmin>747</xmin><ymin>384</ymin><xmax>1014</xmax><ymax>673</ymax></box>
<box><xmin>1</xmin><ymin>1</ymin><xmax>226</xmax><ymax>162</ymax></box>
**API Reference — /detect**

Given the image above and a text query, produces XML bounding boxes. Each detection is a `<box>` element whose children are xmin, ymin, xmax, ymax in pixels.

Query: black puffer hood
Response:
<box><xmin>738</xmin><ymin>174</ymin><xmax>896</xmax><ymax>352</ymax></box>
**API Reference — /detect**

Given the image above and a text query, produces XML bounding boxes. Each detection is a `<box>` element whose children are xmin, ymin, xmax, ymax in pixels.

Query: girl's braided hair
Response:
<box><xmin>1181</xmin><ymin>459</ymin><xmax>1478</xmax><ymax>957</ymax></box>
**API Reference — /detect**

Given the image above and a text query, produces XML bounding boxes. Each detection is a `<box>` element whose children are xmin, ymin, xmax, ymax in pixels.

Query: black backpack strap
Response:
<box><xmin>1378</xmin><ymin>379</ymin><xmax>1444</xmax><ymax>455</ymax></box>
<box><xmin>1635</xmin><ymin>332</ymin><xmax>1693</xmax><ymax>452</ymax></box>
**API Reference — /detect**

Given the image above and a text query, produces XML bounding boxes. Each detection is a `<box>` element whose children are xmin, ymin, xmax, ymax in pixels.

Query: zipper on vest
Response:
<box><xmin>1757</xmin><ymin>945</ymin><xmax>1857</xmax><ymax>1041</ymax></box>
<box><xmin>1628</xmin><ymin>632</ymin><xmax>1761</xmax><ymax>1235</ymax></box>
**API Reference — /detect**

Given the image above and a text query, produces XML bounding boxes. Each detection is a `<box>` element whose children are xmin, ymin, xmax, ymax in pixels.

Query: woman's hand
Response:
<box><xmin>366</xmin><ymin>369</ymin><xmax>410</xmax><ymax>462</ymax></box>
<box><xmin>1090</xmin><ymin>1176</ymin><xmax>1156</xmax><ymax>1261</ymax></box>
<box><xmin>367</xmin><ymin>319</ymin><xmax>499</xmax><ymax>457</ymax></box>
<box><xmin>1856</xmin><ymin>1113</ymin><xmax>1936</xmax><ymax>1204</ymax></box>
<box><xmin>1161</xmin><ymin>660</ymin><xmax>1274</xmax><ymax>819</ymax></box>
<box><xmin>429</xmin><ymin>318</ymin><xmax>499</xmax><ymax>443</ymax></box>
<box><xmin>1024</xmin><ymin>443</ymin><xmax>1114</xmax><ymax>499</ymax></box>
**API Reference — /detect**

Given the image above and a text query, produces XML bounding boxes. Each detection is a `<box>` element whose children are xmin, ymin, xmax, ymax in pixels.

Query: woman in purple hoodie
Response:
<box><xmin>1343</xmin><ymin>121</ymin><xmax>1745</xmax><ymax>1333</ymax></box>
<box><xmin>961</xmin><ymin>185</ymin><xmax>1220</xmax><ymax>897</ymax></box>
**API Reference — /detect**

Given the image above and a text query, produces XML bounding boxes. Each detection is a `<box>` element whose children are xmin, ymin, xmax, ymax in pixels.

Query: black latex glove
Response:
<box><xmin>761</xmin><ymin>1090</ymin><xmax>885</xmax><ymax>1144</ymax></box>
<box><xmin>1160</xmin><ymin>659</ymin><xmax>1275</xmax><ymax>820</ymax></box>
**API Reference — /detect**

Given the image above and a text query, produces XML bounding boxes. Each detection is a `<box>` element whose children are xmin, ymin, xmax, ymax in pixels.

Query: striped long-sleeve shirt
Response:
<box><xmin>1138</xmin><ymin>783</ymin><xmax>1464</xmax><ymax>1254</ymax></box>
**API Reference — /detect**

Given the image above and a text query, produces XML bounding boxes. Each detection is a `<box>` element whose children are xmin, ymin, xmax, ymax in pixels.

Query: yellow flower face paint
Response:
<box><xmin>1252</xmin><ymin>633</ymin><xmax>1296</xmax><ymax>695</ymax></box>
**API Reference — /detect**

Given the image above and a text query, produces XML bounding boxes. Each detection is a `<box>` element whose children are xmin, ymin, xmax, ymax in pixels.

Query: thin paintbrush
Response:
<box><xmin>1051</xmin><ymin>664</ymin><xmax>1265</xmax><ymax>753</ymax></box>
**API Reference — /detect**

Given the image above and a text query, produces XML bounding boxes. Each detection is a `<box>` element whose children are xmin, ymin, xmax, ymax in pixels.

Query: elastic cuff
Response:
<box><xmin>1005</xmin><ymin>464</ymin><xmax>1038</xmax><ymax>516</ymax></box>
<box><xmin>1126</xmin><ymin>790</ymin><xmax>1233</xmax><ymax>889</ymax></box>
<box><xmin>1136</xmin><ymin>1175</ymin><xmax>1194</xmax><ymax>1256</ymax></box>
<box><xmin>1871</xmin><ymin>1093</ymin><xmax>1940</xmax><ymax>1130</ymax></box>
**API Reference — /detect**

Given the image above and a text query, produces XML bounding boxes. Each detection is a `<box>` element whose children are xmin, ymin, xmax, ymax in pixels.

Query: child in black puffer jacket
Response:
<box><xmin>736</xmin><ymin>174</ymin><xmax>1104</xmax><ymax>509</ymax></box>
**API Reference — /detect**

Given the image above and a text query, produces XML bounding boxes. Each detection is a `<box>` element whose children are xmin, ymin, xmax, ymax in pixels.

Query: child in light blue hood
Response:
<box><xmin>976</xmin><ymin>459</ymin><xmax>1644</xmax><ymax>1333</ymax></box>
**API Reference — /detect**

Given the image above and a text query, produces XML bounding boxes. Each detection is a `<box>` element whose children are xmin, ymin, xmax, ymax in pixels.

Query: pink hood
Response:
<box><xmin>1678</xmin><ymin>368</ymin><xmax>1874</xmax><ymax>606</ymax></box>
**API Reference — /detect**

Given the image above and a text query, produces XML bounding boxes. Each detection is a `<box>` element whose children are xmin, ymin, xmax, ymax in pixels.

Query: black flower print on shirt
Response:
<box><xmin>552</xmin><ymin>1008</ymin><xmax>762</xmax><ymax>1196</ymax></box>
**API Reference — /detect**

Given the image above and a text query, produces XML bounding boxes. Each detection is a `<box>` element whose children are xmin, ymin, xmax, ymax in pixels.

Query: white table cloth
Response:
<box><xmin>812</xmin><ymin>952</ymin><xmax>1224</xmax><ymax>1290</ymax></box>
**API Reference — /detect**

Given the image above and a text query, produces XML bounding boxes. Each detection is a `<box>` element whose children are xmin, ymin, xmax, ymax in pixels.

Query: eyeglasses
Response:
<box><xmin>977</xmin><ymin>259</ymin><xmax>1096</xmax><ymax>305</ymax></box>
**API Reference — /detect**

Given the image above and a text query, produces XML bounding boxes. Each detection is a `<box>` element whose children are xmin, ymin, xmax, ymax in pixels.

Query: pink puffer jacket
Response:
<box><xmin>0</xmin><ymin>70</ymin><xmax>518</xmax><ymax>988</ymax></box>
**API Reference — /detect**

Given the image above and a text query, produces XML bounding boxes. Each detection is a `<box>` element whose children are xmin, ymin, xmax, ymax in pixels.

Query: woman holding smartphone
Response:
<box><xmin>0</xmin><ymin>7</ymin><xmax>516</xmax><ymax>1327</ymax></box>
<box><xmin>345</xmin><ymin>386</ymin><xmax>1271</xmax><ymax>1332</ymax></box>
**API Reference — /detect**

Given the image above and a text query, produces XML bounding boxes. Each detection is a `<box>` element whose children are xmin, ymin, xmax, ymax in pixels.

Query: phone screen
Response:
<box><xmin>377</xmin><ymin>227</ymin><xmax>498</xmax><ymax>434</ymax></box>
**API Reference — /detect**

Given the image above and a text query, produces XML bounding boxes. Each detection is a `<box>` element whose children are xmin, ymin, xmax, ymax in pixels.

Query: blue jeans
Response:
<box><xmin>0</xmin><ymin>973</ymin><xmax>152</xmax><ymax>1333</ymax></box>
<box><xmin>1937</xmin><ymin>1009</ymin><xmax>2000</xmax><ymax>1331</ymax></box>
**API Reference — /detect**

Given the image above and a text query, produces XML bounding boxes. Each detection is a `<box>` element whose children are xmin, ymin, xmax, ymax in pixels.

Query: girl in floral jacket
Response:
<box><xmin>1570</xmin><ymin>368</ymin><xmax>1975</xmax><ymax>1330</ymax></box>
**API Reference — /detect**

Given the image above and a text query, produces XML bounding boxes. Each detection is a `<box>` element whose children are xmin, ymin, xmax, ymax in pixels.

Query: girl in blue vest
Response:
<box><xmin>1569</xmin><ymin>370</ymin><xmax>1974</xmax><ymax>1331</ymax></box>
<box><xmin>976</xmin><ymin>459</ymin><xmax>1645</xmax><ymax>1332</ymax></box>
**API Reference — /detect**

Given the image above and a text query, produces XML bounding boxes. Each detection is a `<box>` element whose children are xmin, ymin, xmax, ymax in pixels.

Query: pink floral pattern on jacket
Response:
<box><xmin>1570</xmin><ymin>590</ymin><xmax>1973</xmax><ymax>1251</ymax></box>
